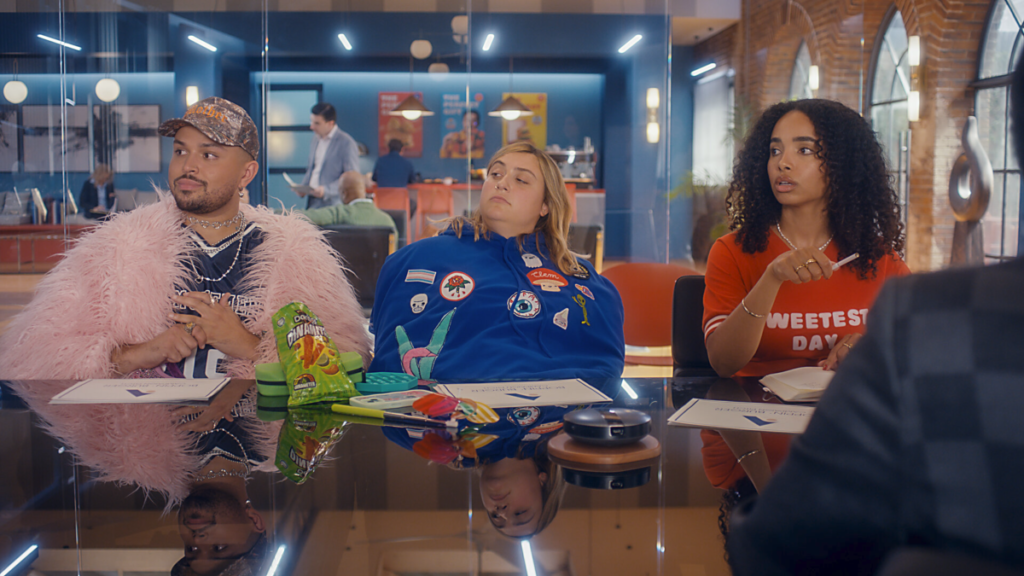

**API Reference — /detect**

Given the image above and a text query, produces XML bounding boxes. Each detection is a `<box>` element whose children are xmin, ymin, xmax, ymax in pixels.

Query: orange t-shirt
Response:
<box><xmin>702</xmin><ymin>231</ymin><xmax>910</xmax><ymax>377</ymax></box>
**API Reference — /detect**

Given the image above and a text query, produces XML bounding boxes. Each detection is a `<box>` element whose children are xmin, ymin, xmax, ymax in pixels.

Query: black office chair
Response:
<box><xmin>876</xmin><ymin>548</ymin><xmax>1024</xmax><ymax>576</ymax></box>
<box><xmin>382</xmin><ymin>209</ymin><xmax>408</xmax><ymax>248</ymax></box>
<box><xmin>567</xmin><ymin>223</ymin><xmax>604</xmax><ymax>272</ymax></box>
<box><xmin>320</xmin><ymin>225</ymin><xmax>395</xmax><ymax>312</ymax></box>
<box><xmin>671</xmin><ymin>274</ymin><xmax>717</xmax><ymax>377</ymax></box>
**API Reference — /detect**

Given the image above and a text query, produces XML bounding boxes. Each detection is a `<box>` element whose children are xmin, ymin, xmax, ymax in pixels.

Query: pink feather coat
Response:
<box><xmin>0</xmin><ymin>195</ymin><xmax>369</xmax><ymax>504</ymax></box>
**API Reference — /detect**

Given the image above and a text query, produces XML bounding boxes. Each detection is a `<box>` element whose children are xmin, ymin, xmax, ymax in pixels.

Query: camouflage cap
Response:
<box><xmin>158</xmin><ymin>96</ymin><xmax>259</xmax><ymax>160</ymax></box>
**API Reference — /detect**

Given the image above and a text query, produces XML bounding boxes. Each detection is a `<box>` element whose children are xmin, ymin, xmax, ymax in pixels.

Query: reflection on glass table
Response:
<box><xmin>3</xmin><ymin>377</ymin><xmax>763</xmax><ymax>576</ymax></box>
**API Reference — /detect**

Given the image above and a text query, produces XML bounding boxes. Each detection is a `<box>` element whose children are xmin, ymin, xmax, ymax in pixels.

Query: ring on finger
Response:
<box><xmin>184</xmin><ymin>321</ymin><xmax>196</xmax><ymax>335</ymax></box>
<box><xmin>210</xmin><ymin>294</ymin><xmax>216</xmax><ymax>306</ymax></box>
<box><xmin>842</xmin><ymin>342</ymin><xmax>853</xmax><ymax>350</ymax></box>
<box><xmin>804</xmin><ymin>259</ymin><xmax>818</xmax><ymax>266</ymax></box>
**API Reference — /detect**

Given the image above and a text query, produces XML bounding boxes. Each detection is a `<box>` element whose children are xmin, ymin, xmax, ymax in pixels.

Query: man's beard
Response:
<box><xmin>172</xmin><ymin>176</ymin><xmax>236</xmax><ymax>215</ymax></box>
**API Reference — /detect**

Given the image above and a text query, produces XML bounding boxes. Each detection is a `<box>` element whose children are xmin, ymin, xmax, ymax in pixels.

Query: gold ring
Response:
<box><xmin>842</xmin><ymin>342</ymin><xmax>853</xmax><ymax>350</ymax></box>
<box><xmin>210</xmin><ymin>294</ymin><xmax>216</xmax><ymax>306</ymax></box>
<box><xmin>795</xmin><ymin>264</ymin><xmax>807</xmax><ymax>271</ymax></box>
<box><xmin>184</xmin><ymin>321</ymin><xmax>196</xmax><ymax>335</ymax></box>
<box><xmin>804</xmin><ymin>259</ymin><xmax>817</xmax><ymax>266</ymax></box>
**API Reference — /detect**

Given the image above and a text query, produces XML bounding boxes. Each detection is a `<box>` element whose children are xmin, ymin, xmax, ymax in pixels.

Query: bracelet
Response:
<box><xmin>736</xmin><ymin>449</ymin><xmax>762</xmax><ymax>465</ymax></box>
<box><xmin>741</xmin><ymin>298</ymin><xmax>766</xmax><ymax>319</ymax></box>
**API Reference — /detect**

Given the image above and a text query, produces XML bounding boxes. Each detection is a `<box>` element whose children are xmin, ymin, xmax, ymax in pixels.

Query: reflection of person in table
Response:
<box><xmin>698</xmin><ymin>99</ymin><xmax>910</xmax><ymax>540</ymax></box>
<box><xmin>440</xmin><ymin>109</ymin><xmax>485</xmax><ymax>159</ymax></box>
<box><xmin>0</xmin><ymin>97</ymin><xmax>367</xmax><ymax>505</ymax></box>
<box><xmin>172</xmin><ymin>379</ymin><xmax>268</xmax><ymax>576</ymax></box>
<box><xmin>368</xmin><ymin>140</ymin><xmax>624</xmax><ymax>383</ymax></box>
<box><xmin>382</xmin><ymin>401</ymin><xmax>588</xmax><ymax>537</ymax></box>
<box><xmin>79</xmin><ymin>163</ymin><xmax>116</xmax><ymax>219</ymax></box>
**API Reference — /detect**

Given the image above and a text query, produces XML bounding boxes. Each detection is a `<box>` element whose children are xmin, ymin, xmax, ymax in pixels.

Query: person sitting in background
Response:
<box><xmin>292</xmin><ymin>171</ymin><xmax>396</xmax><ymax>233</ymax></box>
<box><xmin>80</xmin><ymin>163</ymin><xmax>116</xmax><ymax>219</ymax></box>
<box><xmin>698</xmin><ymin>99</ymin><xmax>910</xmax><ymax>544</ymax></box>
<box><xmin>372</xmin><ymin>138</ymin><xmax>416</xmax><ymax>188</ymax></box>
<box><xmin>368</xmin><ymin>140</ymin><xmax>624</xmax><ymax>383</ymax></box>
<box><xmin>727</xmin><ymin>58</ymin><xmax>1024</xmax><ymax>576</ymax></box>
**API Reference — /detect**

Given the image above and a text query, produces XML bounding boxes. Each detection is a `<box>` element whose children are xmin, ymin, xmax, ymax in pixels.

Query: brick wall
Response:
<box><xmin>695</xmin><ymin>0</ymin><xmax>995</xmax><ymax>271</ymax></box>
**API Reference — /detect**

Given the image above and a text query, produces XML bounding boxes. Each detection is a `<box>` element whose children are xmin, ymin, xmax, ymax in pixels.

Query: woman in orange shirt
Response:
<box><xmin>700</xmin><ymin>100</ymin><xmax>909</xmax><ymax>547</ymax></box>
<box><xmin>703</xmin><ymin>99</ymin><xmax>909</xmax><ymax>378</ymax></box>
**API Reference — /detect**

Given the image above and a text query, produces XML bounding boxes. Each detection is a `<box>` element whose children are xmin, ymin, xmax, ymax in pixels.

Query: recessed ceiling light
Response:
<box><xmin>690</xmin><ymin>62</ymin><xmax>716</xmax><ymax>77</ymax></box>
<box><xmin>37</xmin><ymin>34</ymin><xmax>81</xmax><ymax>51</ymax></box>
<box><xmin>482</xmin><ymin>33</ymin><xmax>495</xmax><ymax>51</ymax></box>
<box><xmin>338</xmin><ymin>33</ymin><xmax>353</xmax><ymax>50</ymax></box>
<box><xmin>187</xmin><ymin>35</ymin><xmax>217</xmax><ymax>52</ymax></box>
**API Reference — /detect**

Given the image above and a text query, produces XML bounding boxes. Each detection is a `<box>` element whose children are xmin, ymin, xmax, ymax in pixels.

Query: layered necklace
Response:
<box><xmin>775</xmin><ymin>222</ymin><xmax>832</xmax><ymax>252</ymax></box>
<box><xmin>185</xmin><ymin>212</ymin><xmax>247</xmax><ymax>283</ymax></box>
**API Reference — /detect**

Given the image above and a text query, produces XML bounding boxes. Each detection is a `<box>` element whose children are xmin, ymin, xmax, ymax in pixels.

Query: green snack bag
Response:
<box><xmin>271</xmin><ymin>302</ymin><xmax>361</xmax><ymax>407</ymax></box>
<box><xmin>274</xmin><ymin>408</ymin><xmax>346</xmax><ymax>484</ymax></box>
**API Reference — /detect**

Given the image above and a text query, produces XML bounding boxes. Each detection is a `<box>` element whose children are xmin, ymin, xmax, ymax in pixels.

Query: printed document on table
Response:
<box><xmin>668</xmin><ymin>398</ymin><xmax>814</xmax><ymax>435</ymax></box>
<box><xmin>433</xmin><ymin>379</ymin><xmax>612</xmax><ymax>408</ymax></box>
<box><xmin>282</xmin><ymin>172</ymin><xmax>314</xmax><ymax>195</ymax></box>
<box><xmin>50</xmin><ymin>378</ymin><xmax>231</xmax><ymax>404</ymax></box>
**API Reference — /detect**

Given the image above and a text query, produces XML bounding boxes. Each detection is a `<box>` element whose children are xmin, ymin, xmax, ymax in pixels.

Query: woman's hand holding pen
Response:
<box><xmin>769</xmin><ymin>248</ymin><xmax>834</xmax><ymax>285</ymax></box>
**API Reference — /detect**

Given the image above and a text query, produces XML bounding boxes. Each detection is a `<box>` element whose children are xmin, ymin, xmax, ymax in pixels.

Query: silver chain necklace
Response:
<box><xmin>191</xmin><ymin>467</ymin><xmax>249</xmax><ymax>483</ymax></box>
<box><xmin>185</xmin><ymin>211</ymin><xmax>245</xmax><ymax>230</ymax></box>
<box><xmin>776</xmin><ymin>222</ymin><xmax>832</xmax><ymax>252</ymax></box>
<box><xmin>187</xmin><ymin>217</ymin><xmax>247</xmax><ymax>283</ymax></box>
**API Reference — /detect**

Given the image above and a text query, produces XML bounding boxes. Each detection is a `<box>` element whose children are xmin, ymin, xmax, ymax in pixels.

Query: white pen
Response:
<box><xmin>832</xmin><ymin>253</ymin><xmax>860</xmax><ymax>270</ymax></box>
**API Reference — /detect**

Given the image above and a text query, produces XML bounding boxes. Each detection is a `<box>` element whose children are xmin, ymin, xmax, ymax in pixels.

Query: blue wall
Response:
<box><xmin>669</xmin><ymin>46</ymin><xmax>696</xmax><ymax>261</ymax></box>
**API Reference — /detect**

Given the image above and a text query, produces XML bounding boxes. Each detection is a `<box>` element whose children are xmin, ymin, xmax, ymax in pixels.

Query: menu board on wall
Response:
<box><xmin>501</xmin><ymin>93</ymin><xmax>547</xmax><ymax>149</ymax></box>
<box><xmin>378</xmin><ymin>92</ymin><xmax>423</xmax><ymax>158</ymax></box>
<box><xmin>440</xmin><ymin>92</ymin><xmax>485</xmax><ymax>159</ymax></box>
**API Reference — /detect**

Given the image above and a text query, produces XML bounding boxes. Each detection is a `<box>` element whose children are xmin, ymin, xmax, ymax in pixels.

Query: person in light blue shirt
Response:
<box><xmin>79</xmin><ymin>164</ymin><xmax>116</xmax><ymax>219</ymax></box>
<box><xmin>300</xmin><ymin>103</ymin><xmax>360</xmax><ymax>210</ymax></box>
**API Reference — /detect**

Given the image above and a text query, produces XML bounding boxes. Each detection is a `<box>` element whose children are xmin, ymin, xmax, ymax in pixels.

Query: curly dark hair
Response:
<box><xmin>725</xmin><ymin>99</ymin><xmax>905</xmax><ymax>279</ymax></box>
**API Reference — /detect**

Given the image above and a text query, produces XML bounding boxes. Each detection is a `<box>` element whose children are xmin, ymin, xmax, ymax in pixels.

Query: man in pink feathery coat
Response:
<box><xmin>0</xmin><ymin>97</ymin><xmax>368</xmax><ymax>504</ymax></box>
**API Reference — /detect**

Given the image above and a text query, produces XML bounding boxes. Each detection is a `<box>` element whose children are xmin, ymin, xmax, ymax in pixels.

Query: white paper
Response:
<box><xmin>283</xmin><ymin>172</ymin><xmax>314</xmax><ymax>195</ymax></box>
<box><xmin>668</xmin><ymin>398</ymin><xmax>814</xmax><ymax>435</ymax></box>
<box><xmin>432</xmin><ymin>379</ymin><xmax>612</xmax><ymax>408</ymax></box>
<box><xmin>50</xmin><ymin>378</ymin><xmax>231</xmax><ymax>404</ymax></box>
<box><xmin>760</xmin><ymin>367</ymin><xmax>834</xmax><ymax>402</ymax></box>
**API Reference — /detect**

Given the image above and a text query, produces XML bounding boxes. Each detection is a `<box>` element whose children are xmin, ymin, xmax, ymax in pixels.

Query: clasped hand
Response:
<box><xmin>168</xmin><ymin>292</ymin><xmax>258</xmax><ymax>361</ymax></box>
<box><xmin>769</xmin><ymin>247</ymin><xmax>833</xmax><ymax>285</ymax></box>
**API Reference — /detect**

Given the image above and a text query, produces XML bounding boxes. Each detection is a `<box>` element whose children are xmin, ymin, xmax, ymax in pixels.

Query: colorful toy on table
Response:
<box><xmin>256</xmin><ymin>392</ymin><xmax>288</xmax><ymax>421</ymax></box>
<box><xmin>413</xmin><ymin>392</ymin><xmax>499</xmax><ymax>425</ymax></box>
<box><xmin>356</xmin><ymin>371</ymin><xmax>418</xmax><ymax>394</ymax></box>
<box><xmin>275</xmin><ymin>408</ymin><xmax>347</xmax><ymax>484</ymax></box>
<box><xmin>271</xmin><ymin>302</ymin><xmax>361</xmax><ymax>407</ymax></box>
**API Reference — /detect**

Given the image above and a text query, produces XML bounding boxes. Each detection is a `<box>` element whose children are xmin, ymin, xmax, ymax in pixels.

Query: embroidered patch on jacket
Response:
<box><xmin>507</xmin><ymin>290</ymin><xmax>541</xmax><ymax>319</ymax></box>
<box><xmin>528</xmin><ymin>268</ymin><xmax>568</xmax><ymax>292</ymax></box>
<box><xmin>406</xmin><ymin>269</ymin><xmax>437</xmax><ymax>284</ymax></box>
<box><xmin>553</xmin><ymin>308</ymin><xmax>569</xmax><ymax>330</ymax></box>
<box><xmin>522</xmin><ymin>253</ymin><xmax>542</xmax><ymax>268</ymax></box>
<box><xmin>410</xmin><ymin>293</ymin><xmax>428</xmax><ymax>314</ymax></box>
<box><xmin>508</xmin><ymin>406</ymin><xmax>541</xmax><ymax>427</ymax></box>
<box><xmin>440</xmin><ymin>271</ymin><xmax>475</xmax><ymax>301</ymax></box>
<box><xmin>572</xmin><ymin>265</ymin><xmax>591</xmax><ymax>280</ymax></box>
<box><xmin>575</xmin><ymin>284</ymin><xmax>595</xmax><ymax>300</ymax></box>
<box><xmin>530</xmin><ymin>421</ymin><xmax>563</xmax><ymax>435</ymax></box>
<box><xmin>573</xmin><ymin>294</ymin><xmax>591</xmax><ymax>326</ymax></box>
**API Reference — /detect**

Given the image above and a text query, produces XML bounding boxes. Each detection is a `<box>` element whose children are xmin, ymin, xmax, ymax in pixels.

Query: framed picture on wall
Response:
<box><xmin>0</xmin><ymin>105</ymin><xmax>18</xmax><ymax>173</ymax></box>
<box><xmin>23</xmin><ymin>105</ymin><xmax>90</xmax><ymax>173</ymax></box>
<box><xmin>93</xmin><ymin>104</ymin><xmax>161</xmax><ymax>173</ymax></box>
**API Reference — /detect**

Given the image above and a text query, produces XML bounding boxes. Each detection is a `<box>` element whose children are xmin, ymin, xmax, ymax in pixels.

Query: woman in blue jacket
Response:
<box><xmin>369</xmin><ymin>141</ymin><xmax>624</xmax><ymax>383</ymax></box>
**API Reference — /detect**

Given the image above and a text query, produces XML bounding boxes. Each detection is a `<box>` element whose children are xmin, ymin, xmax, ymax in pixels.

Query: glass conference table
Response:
<box><xmin>0</xmin><ymin>376</ymin><xmax>753</xmax><ymax>576</ymax></box>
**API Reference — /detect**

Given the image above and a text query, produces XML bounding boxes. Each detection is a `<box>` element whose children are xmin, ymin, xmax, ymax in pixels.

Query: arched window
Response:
<box><xmin>789</xmin><ymin>41</ymin><xmax>813</xmax><ymax>100</ymax></box>
<box><xmin>975</xmin><ymin>0</ymin><xmax>1023</xmax><ymax>262</ymax></box>
<box><xmin>869</xmin><ymin>9</ymin><xmax>910</xmax><ymax>229</ymax></box>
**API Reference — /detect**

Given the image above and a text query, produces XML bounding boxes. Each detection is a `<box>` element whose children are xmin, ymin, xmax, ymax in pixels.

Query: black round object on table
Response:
<box><xmin>563</xmin><ymin>407</ymin><xmax>651</xmax><ymax>446</ymax></box>
<box><xmin>563</xmin><ymin>467</ymin><xmax>651</xmax><ymax>490</ymax></box>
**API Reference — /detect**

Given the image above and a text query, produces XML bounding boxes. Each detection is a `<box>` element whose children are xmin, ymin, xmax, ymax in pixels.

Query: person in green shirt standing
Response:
<box><xmin>293</xmin><ymin>171</ymin><xmax>397</xmax><ymax>234</ymax></box>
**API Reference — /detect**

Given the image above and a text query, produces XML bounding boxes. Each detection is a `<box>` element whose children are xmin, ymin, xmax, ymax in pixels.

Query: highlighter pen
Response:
<box><xmin>331</xmin><ymin>403</ymin><xmax>457</xmax><ymax>430</ymax></box>
<box><xmin>832</xmin><ymin>253</ymin><xmax>860</xmax><ymax>271</ymax></box>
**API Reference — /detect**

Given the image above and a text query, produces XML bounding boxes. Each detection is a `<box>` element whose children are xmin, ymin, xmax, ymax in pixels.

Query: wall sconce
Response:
<box><xmin>808</xmin><ymin>65</ymin><xmax>819</xmax><ymax>91</ymax></box>
<box><xmin>908</xmin><ymin>35</ymin><xmax>921</xmax><ymax>122</ymax></box>
<box><xmin>646</xmin><ymin>87</ymin><xmax>660</xmax><ymax>144</ymax></box>
<box><xmin>186</xmin><ymin>86</ymin><xmax>199</xmax><ymax>106</ymax></box>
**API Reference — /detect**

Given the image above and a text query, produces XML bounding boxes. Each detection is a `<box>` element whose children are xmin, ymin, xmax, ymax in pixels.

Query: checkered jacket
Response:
<box><xmin>729</xmin><ymin>258</ymin><xmax>1024</xmax><ymax>576</ymax></box>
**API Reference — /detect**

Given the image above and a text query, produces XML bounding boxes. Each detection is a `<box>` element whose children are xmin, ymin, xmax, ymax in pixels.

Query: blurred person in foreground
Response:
<box><xmin>727</xmin><ymin>58</ymin><xmax>1024</xmax><ymax>575</ymax></box>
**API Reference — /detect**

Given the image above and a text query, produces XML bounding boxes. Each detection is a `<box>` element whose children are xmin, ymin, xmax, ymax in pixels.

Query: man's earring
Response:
<box><xmin>239</xmin><ymin>189</ymin><xmax>244</xmax><ymax>198</ymax></box>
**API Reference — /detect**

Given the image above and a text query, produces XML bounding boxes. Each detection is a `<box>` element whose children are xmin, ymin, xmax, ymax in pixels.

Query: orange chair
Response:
<box><xmin>601</xmin><ymin>262</ymin><xmax>701</xmax><ymax>366</ymax></box>
<box><xmin>414</xmin><ymin>185</ymin><xmax>454</xmax><ymax>241</ymax></box>
<box><xmin>372</xmin><ymin>187</ymin><xmax>411</xmax><ymax>242</ymax></box>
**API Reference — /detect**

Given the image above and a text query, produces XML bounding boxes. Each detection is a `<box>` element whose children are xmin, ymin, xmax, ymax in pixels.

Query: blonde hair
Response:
<box><xmin>444</xmin><ymin>141</ymin><xmax>581</xmax><ymax>276</ymax></box>
<box><xmin>91</xmin><ymin>163</ymin><xmax>112</xmax><ymax>185</ymax></box>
